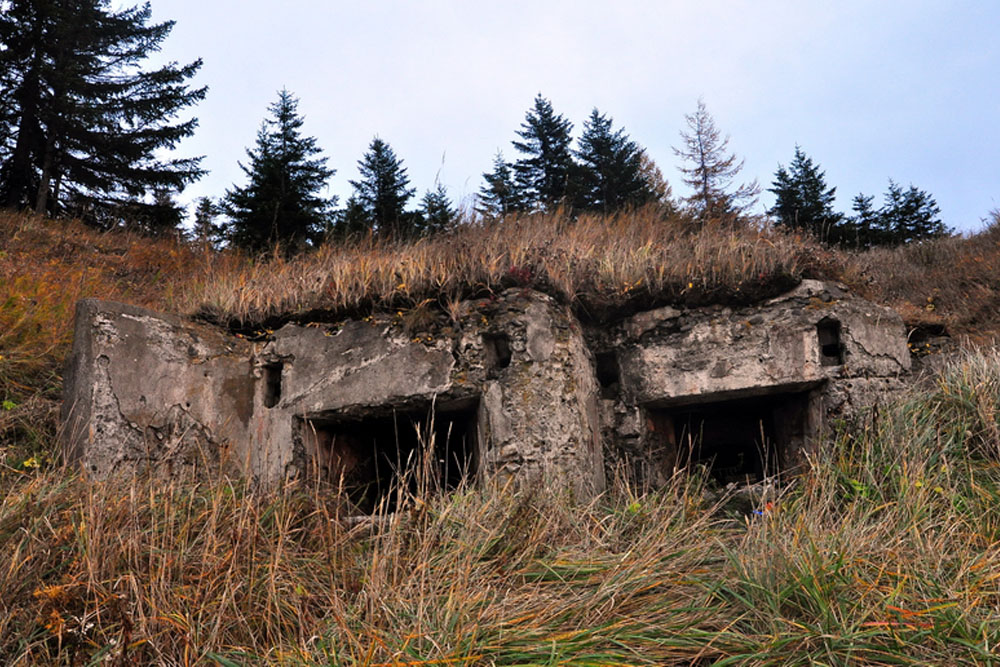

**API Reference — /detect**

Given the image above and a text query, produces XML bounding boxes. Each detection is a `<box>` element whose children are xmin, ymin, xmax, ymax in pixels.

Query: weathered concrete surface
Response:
<box><xmin>457</xmin><ymin>290</ymin><xmax>605</xmax><ymax>498</ymax></box>
<box><xmin>589</xmin><ymin>279</ymin><xmax>910</xmax><ymax>484</ymax></box>
<box><xmin>62</xmin><ymin>289</ymin><xmax>605</xmax><ymax>498</ymax></box>
<box><xmin>62</xmin><ymin>299</ymin><xmax>253</xmax><ymax>479</ymax></box>
<box><xmin>615</xmin><ymin>279</ymin><xmax>909</xmax><ymax>406</ymax></box>
<box><xmin>63</xmin><ymin>280</ymin><xmax>909</xmax><ymax>498</ymax></box>
<box><xmin>247</xmin><ymin>318</ymin><xmax>470</xmax><ymax>484</ymax></box>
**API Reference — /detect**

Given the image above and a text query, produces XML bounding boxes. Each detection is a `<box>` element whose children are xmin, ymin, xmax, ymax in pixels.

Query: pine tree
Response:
<box><xmin>637</xmin><ymin>152</ymin><xmax>675</xmax><ymax>214</ymax></box>
<box><xmin>574</xmin><ymin>109</ymin><xmax>653</xmax><ymax>213</ymax></box>
<box><xmin>879</xmin><ymin>181</ymin><xmax>948</xmax><ymax>245</ymax></box>
<box><xmin>192</xmin><ymin>196</ymin><xmax>225</xmax><ymax>249</ymax></box>
<box><xmin>0</xmin><ymin>0</ymin><xmax>205</xmax><ymax>226</ymax></box>
<box><xmin>673</xmin><ymin>99</ymin><xmax>759</xmax><ymax>225</ymax></box>
<box><xmin>478</xmin><ymin>151</ymin><xmax>523</xmax><ymax>219</ymax></box>
<box><xmin>512</xmin><ymin>94</ymin><xmax>575</xmax><ymax>211</ymax></box>
<box><xmin>846</xmin><ymin>181</ymin><xmax>950</xmax><ymax>248</ymax></box>
<box><xmin>348</xmin><ymin>137</ymin><xmax>416</xmax><ymax>239</ymax></box>
<box><xmin>419</xmin><ymin>182</ymin><xmax>456</xmax><ymax>235</ymax></box>
<box><xmin>768</xmin><ymin>146</ymin><xmax>844</xmax><ymax>243</ymax></box>
<box><xmin>223</xmin><ymin>89</ymin><xmax>335</xmax><ymax>254</ymax></box>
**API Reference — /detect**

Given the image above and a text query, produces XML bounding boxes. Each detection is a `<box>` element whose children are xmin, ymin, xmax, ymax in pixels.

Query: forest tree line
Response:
<box><xmin>0</xmin><ymin>0</ymin><xmax>951</xmax><ymax>255</ymax></box>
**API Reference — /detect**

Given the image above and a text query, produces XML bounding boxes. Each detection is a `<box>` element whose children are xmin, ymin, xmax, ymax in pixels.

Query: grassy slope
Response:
<box><xmin>2</xmin><ymin>209</ymin><xmax>1000</xmax><ymax>664</ymax></box>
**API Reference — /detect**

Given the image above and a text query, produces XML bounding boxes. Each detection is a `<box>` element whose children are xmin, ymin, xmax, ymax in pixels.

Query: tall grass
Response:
<box><xmin>0</xmin><ymin>212</ymin><xmax>200</xmax><ymax>400</ymax></box>
<box><xmin>850</xmin><ymin>209</ymin><xmax>1000</xmax><ymax>339</ymax></box>
<box><xmin>3</xmin><ymin>350</ymin><xmax>1000</xmax><ymax>664</ymax></box>
<box><xmin>180</xmin><ymin>207</ymin><xmax>835</xmax><ymax>327</ymax></box>
<box><xmin>0</xmin><ymin>212</ymin><xmax>203</xmax><ymax>467</ymax></box>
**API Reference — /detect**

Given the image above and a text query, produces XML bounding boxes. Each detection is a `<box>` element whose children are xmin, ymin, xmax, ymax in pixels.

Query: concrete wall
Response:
<box><xmin>63</xmin><ymin>290</ymin><xmax>605</xmax><ymax>499</ymax></box>
<box><xmin>63</xmin><ymin>280</ymin><xmax>909</xmax><ymax>497</ymax></box>
<box><xmin>590</xmin><ymin>280</ymin><xmax>910</xmax><ymax>483</ymax></box>
<box><xmin>61</xmin><ymin>300</ymin><xmax>254</xmax><ymax>479</ymax></box>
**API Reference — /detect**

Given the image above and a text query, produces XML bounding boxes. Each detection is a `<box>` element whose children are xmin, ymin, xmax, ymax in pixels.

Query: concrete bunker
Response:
<box><xmin>296</xmin><ymin>400</ymin><xmax>480</xmax><ymax>512</ymax></box>
<box><xmin>61</xmin><ymin>281</ymin><xmax>908</xmax><ymax>497</ymax></box>
<box><xmin>645</xmin><ymin>388</ymin><xmax>818</xmax><ymax>485</ymax></box>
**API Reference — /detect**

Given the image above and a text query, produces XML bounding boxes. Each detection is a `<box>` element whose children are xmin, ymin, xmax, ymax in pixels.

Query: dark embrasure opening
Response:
<box><xmin>483</xmin><ymin>332</ymin><xmax>512</xmax><ymax>371</ymax></box>
<box><xmin>646</xmin><ymin>391</ymin><xmax>813</xmax><ymax>485</ymax></box>
<box><xmin>263</xmin><ymin>362</ymin><xmax>283</xmax><ymax>408</ymax></box>
<box><xmin>298</xmin><ymin>404</ymin><xmax>479</xmax><ymax>513</ymax></box>
<box><xmin>817</xmin><ymin>318</ymin><xmax>844</xmax><ymax>366</ymax></box>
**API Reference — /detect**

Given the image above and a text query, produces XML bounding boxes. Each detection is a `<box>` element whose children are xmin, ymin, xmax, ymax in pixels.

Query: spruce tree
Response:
<box><xmin>223</xmin><ymin>89</ymin><xmax>335</xmax><ymax>254</ymax></box>
<box><xmin>574</xmin><ymin>109</ymin><xmax>652</xmax><ymax>213</ymax></box>
<box><xmin>334</xmin><ymin>195</ymin><xmax>371</xmax><ymax>240</ymax></box>
<box><xmin>478</xmin><ymin>151</ymin><xmax>523</xmax><ymax>219</ymax></box>
<box><xmin>192</xmin><ymin>196</ymin><xmax>225</xmax><ymax>249</ymax></box>
<box><xmin>348</xmin><ymin>137</ymin><xmax>416</xmax><ymax>239</ymax></box>
<box><xmin>846</xmin><ymin>181</ymin><xmax>950</xmax><ymax>248</ymax></box>
<box><xmin>512</xmin><ymin>94</ymin><xmax>575</xmax><ymax>211</ymax></box>
<box><xmin>0</xmin><ymin>0</ymin><xmax>205</xmax><ymax>226</ymax></box>
<box><xmin>845</xmin><ymin>193</ymin><xmax>882</xmax><ymax>248</ymax></box>
<box><xmin>768</xmin><ymin>146</ymin><xmax>844</xmax><ymax>243</ymax></box>
<box><xmin>419</xmin><ymin>182</ymin><xmax>456</xmax><ymax>235</ymax></box>
<box><xmin>879</xmin><ymin>181</ymin><xmax>948</xmax><ymax>245</ymax></box>
<box><xmin>637</xmin><ymin>152</ymin><xmax>676</xmax><ymax>214</ymax></box>
<box><xmin>673</xmin><ymin>99</ymin><xmax>759</xmax><ymax>225</ymax></box>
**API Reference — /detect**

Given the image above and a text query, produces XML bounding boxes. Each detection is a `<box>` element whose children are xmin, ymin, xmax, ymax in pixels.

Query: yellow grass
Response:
<box><xmin>178</xmin><ymin>207</ymin><xmax>836</xmax><ymax>327</ymax></box>
<box><xmin>3</xmin><ymin>208</ymin><xmax>1000</xmax><ymax>663</ymax></box>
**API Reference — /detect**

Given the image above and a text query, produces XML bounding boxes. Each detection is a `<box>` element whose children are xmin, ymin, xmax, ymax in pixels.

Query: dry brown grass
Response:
<box><xmin>845</xmin><ymin>210</ymin><xmax>1000</xmax><ymax>340</ymax></box>
<box><xmin>0</xmin><ymin>211</ymin><xmax>202</xmax><ymax>399</ymax></box>
<box><xmin>0</xmin><ymin>211</ymin><xmax>207</xmax><ymax>463</ymax></box>
<box><xmin>180</xmin><ymin>207</ymin><xmax>838</xmax><ymax>328</ymax></box>
<box><xmin>4</xmin><ymin>348</ymin><xmax>1000</xmax><ymax>664</ymax></box>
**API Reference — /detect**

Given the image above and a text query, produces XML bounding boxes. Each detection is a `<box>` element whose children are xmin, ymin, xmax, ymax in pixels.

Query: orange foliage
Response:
<box><xmin>0</xmin><ymin>212</ymin><xmax>202</xmax><ymax>399</ymax></box>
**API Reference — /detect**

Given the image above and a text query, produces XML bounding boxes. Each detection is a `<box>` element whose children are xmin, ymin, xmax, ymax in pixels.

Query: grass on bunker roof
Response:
<box><xmin>181</xmin><ymin>206</ymin><xmax>838</xmax><ymax>330</ymax></box>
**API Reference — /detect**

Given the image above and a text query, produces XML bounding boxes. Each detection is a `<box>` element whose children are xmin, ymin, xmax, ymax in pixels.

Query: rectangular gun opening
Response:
<box><xmin>297</xmin><ymin>400</ymin><xmax>479</xmax><ymax>513</ymax></box>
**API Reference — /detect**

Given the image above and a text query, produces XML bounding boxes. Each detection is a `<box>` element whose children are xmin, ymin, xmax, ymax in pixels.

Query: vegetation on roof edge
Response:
<box><xmin>184</xmin><ymin>206</ymin><xmax>836</xmax><ymax>330</ymax></box>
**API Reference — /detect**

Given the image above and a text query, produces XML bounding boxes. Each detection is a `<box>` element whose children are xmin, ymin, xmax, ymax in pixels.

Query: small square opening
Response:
<box><xmin>297</xmin><ymin>403</ymin><xmax>479</xmax><ymax>513</ymax></box>
<box><xmin>646</xmin><ymin>392</ymin><xmax>813</xmax><ymax>485</ymax></box>
<box><xmin>817</xmin><ymin>318</ymin><xmax>844</xmax><ymax>366</ymax></box>
<box><xmin>483</xmin><ymin>332</ymin><xmax>512</xmax><ymax>371</ymax></box>
<box><xmin>594</xmin><ymin>351</ymin><xmax>620</xmax><ymax>399</ymax></box>
<box><xmin>263</xmin><ymin>362</ymin><xmax>283</xmax><ymax>408</ymax></box>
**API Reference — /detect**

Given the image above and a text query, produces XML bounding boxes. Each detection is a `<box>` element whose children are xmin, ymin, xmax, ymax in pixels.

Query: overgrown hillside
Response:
<box><xmin>2</xmin><ymin>209</ymin><xmax>1000</xmax><ymax>664</ymax></box>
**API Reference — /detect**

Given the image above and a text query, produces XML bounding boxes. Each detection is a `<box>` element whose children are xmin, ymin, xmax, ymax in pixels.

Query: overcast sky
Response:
<box><xmin>148</xmin><ymin>1</ymin><xmax>999</xmax><ymax>232</ymax></box>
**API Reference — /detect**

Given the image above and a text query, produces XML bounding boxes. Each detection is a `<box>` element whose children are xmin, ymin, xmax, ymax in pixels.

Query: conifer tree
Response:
<box><xmin>333</xmin><ymin>195</ymin><xmax>371</xmax><ymax>240</ymax></box>
<box><xmin>192</xmin><ymin>196</ymin><xmax>225</xmax><ymax>248</ymax></box>
<box><xmin>844</xmin><ymin>193</ymin><xmax>882</xmax><ymax>248</ymax></box>
<box><xmin>512</xmin><ymin>94</ymin><xmax>575</xmax><ymax>211</ymax></box>
<box><xmin>878</xmin><ymin>181</ymin><xmax>948</xmax><ymax>245</ymax></box>
<box><xmin>846</xmin><ymin>181</ymin><xmax>950</xmax><ymax>247</ymax></box>
<box><xmin>223</xmin><ymin>89</ymin><xmax>335</xmax><ymax>253</ymax></box>
<box><xmin>0</xmin><ymin>0</ymin><xmax>205</xmax><ymax>226</ymax></box>
<box><xmin>348</xmin><ymin>137</ymin><xmax>416</xmax><ymax>239</ymax></box>
<box><xmin>769</xmin><ymin>146</ymin><xmax>844</xmax><ymax>243</ymax></box>
<box><xmin>574</xmin><ymin>109</ymin><xmax>653</xmax><ymax>213</ymax></box>
<box><xmin>673</xmin><ymin>99</ymin><xmax>759</xmax><ymax>225</ymax></box>
<box><xmin>638</xmin><ymin>152</ymin><xmax>676</xmax><ymax>214</ymax></box>
<box><xmin>419</xmin><ymin>182</ymin><xmax>456</xmax><ymax>235</ymax></box>
<box><xmin>478</xmin><ymin>151</ymin><xmax>523</xmax><ymax>219</ymax></box>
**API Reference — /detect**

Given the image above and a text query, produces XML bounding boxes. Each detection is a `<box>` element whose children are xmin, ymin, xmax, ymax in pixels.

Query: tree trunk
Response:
<box><xmin>4</xmin><ymin>72</ymin><xmax>40</xmax><ymax>209</ymax></box>
<box><xmin>34</xmin><ymin>134</ymin><xmax>56</xmax><ymax>215</ymax></box>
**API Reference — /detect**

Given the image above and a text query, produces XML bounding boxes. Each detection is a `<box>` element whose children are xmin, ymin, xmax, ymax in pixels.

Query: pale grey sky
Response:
<box><xmin>148</xmin><ymin>1</ymin><xmax>999</xmax><ymax>231</ymax></box>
